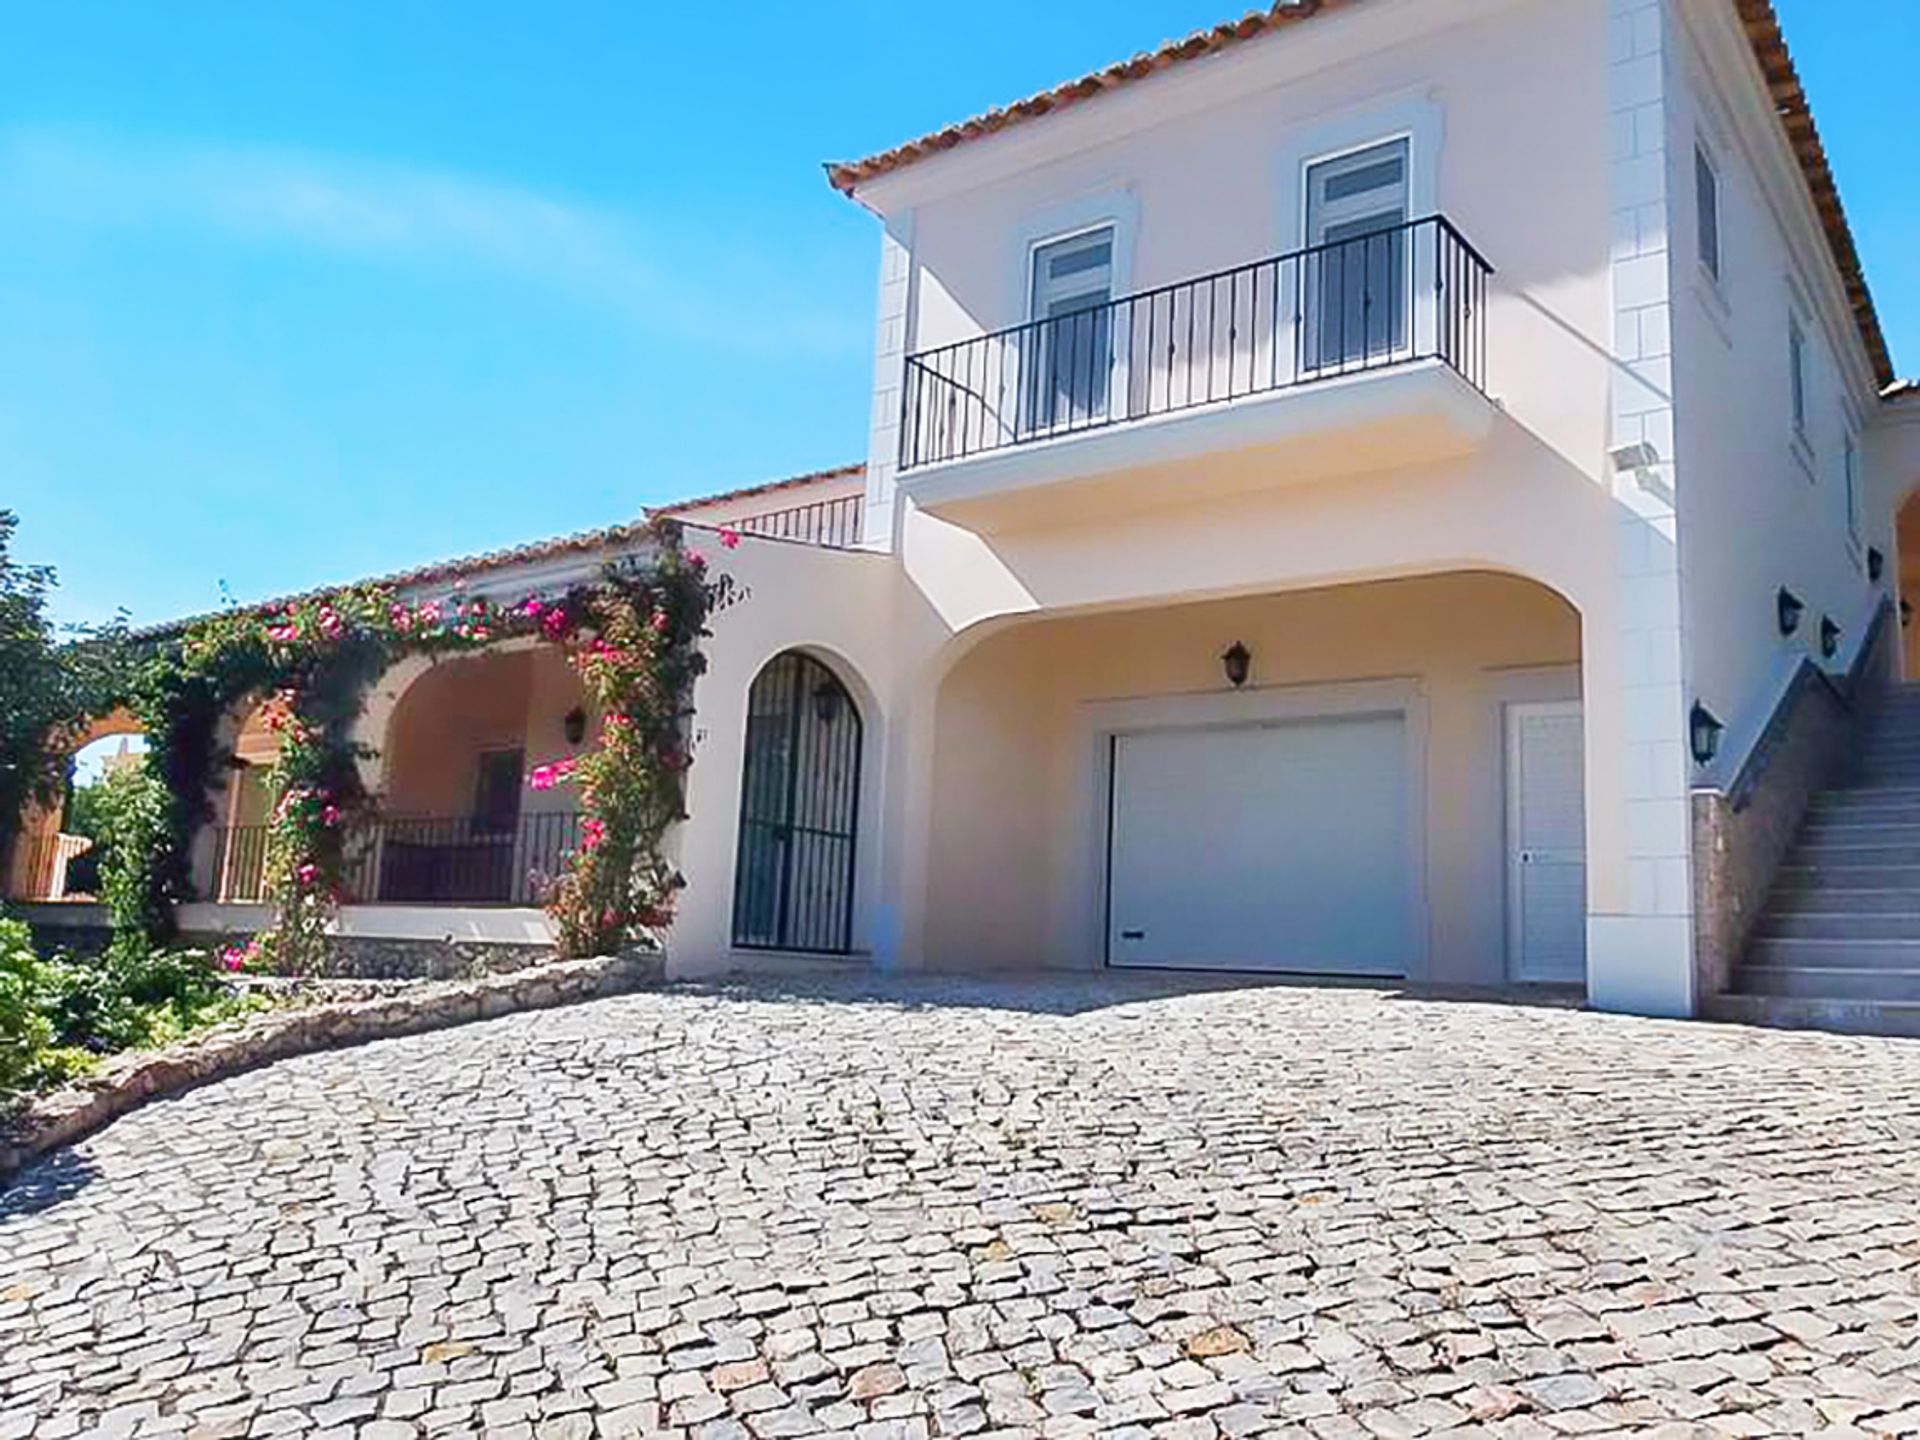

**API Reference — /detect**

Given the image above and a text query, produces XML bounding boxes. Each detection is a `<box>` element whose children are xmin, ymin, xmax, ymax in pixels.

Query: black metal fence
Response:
<box><xmin>900</xmin><ymin>214</ymin><xmax>1491</xmax><ymax>469</ymax></box>
<box><xmin>210</xmin><ymin>811</ymin><xmax>586</xmax><ymax>907</ymax></box>
<box><xmin>733</xmin><ymin>494</ymin><xmax>865</xmax><ymax>549</ymax></box>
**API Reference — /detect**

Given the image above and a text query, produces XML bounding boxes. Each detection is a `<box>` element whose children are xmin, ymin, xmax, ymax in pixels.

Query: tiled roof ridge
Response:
<box><xmin>828</xmin><ymin>0</ymin><xmax>1894</xmax><ymax>389</ymax></box>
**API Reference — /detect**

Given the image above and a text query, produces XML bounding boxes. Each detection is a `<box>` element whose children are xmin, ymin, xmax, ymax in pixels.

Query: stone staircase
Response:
<box><xmin>1712</xmin><ymin>685</ymin><xmax>1920</xmax><ymax>1036</ymax></box>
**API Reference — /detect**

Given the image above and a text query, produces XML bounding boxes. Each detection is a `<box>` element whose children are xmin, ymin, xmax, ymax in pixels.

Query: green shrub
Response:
<box><xmin>0</xmin><ymin>913</ymin><xmax>264</xmax><ymax>1107</ymax></box>
<box><xmin>0</xmin><ymin>916</ymin><xmax>96</xmax><ymax>1099</ymax></box>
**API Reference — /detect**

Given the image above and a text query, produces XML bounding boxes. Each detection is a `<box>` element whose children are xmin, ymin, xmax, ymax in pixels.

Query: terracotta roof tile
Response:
<box><xmin>135</xmin><ymin>463</ymin><xmax>865</xmax><ymax>639</ymax></box>
<box><xmin>829</xmin><ymin>0</ymin><xmax>1895</xmax><ymax>389</ymax></box>
<box><xmin>647</xmin><ymin>463</ymin><xmax>864</xmax><ymax>517</ymax></box>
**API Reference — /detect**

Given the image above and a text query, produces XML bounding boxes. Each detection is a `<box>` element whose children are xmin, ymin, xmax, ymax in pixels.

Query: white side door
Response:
<box><xmin>1505</xmin><ymin>702</ymin><xmax>1587</xmax><ymax>985</ymax></box>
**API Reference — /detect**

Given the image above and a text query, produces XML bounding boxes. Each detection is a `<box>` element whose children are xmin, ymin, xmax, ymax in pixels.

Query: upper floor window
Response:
<box><xmin>1695</xmin><ymin>144</ymin><xmax>1721</xmax><ymax>281</ymax></box>
<box><xmin>1304</xmin><ymin>139</ymin><xmax>1411</xmax><ymax>369</ymax></box>
<box><xmin>1788</xmin><ymin>314</ymin><xmax>1810</xmax><ymax>446</ymax></box>
<box><xmin>1845</xmin><ymin>434</ymin><xmax>1861</xmax><ymax>542</ymax></box>
<box><xmin>1025</xmin><ymin>227</ymin><xmax>1115</xmax><ymax>431</ymax></box>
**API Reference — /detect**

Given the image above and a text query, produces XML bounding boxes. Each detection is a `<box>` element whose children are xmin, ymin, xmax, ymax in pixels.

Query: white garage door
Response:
<box><xmin>1107</xmin><ymin>714</ymin><xmax>1412</xmax><ymax>976</ymax></box>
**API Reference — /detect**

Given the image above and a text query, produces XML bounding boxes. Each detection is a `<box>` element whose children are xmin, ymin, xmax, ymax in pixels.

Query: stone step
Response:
<box><xmin>1767</xmin><ymin>887</ymin><xmax>1920</xmax><ymax>917</ymax></box>
<box><xmin>1772</xmin><ymin>863</ymin><xmax>1920</xmax><ymax>891</ymax></box>
<box><xmin>1747</xmin><ymin>937</ymin><xmax>1920</xmax><ymax>971</ymax></box>
<box><xmin>1788</xmin><ymin>841</ymin><xmax>1920</xmax><ymax>866</ymax></box>
<box><xmin>1804</xmin><ymin>799</ymin><xmax>1920</xmax><ymax>823</ymax></box>
<box><xmin>1797</xmin><ymin>821</ymin><xmax>1920</xmax><ymax>845</ymax></box>
<box><xmin>1702</xmin><ymin>992</ymin><xmax>1920</xmax><ymax>1038</ymax></box>
<box><xmin>1735</xmin><ymin>963</ymin><xmax>1920</xmax><ymax>1003</ymax></box>
<box><xmin>1755</xmin><ymin>911</ymin><xmax>1920</xmax><ymax>941</ymax></box>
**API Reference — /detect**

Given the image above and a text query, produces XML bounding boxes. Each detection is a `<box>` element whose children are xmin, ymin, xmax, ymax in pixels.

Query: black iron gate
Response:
<box><xmin>732</xmin><ymin>652</ymin><xmax>862</xmax><ymax>953</ymax></box>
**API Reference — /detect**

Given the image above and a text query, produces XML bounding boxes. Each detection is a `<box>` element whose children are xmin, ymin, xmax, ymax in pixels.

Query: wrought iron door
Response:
<box><xmin>732</xmin><ymin>652</ymin><xmax>862</xmax><ymax>952</ymax></box>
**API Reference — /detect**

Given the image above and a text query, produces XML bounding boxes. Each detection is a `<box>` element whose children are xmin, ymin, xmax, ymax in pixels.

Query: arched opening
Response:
<box><xmin>921</xmin><ymin>570</ymin><xmax>1585</xmax><ymax>988</ymax></box>
<box><xmin>205</xmin><ymin>700</ymin><xmax>284</xmax><ymax>902</ymax></box>
<box><xmin>1898</xmin><ymin>489</ymin><xmax>1920</xmax><ymax>679</ymax></box>
<box><xmin>5</xmin><ymin>710</ymin><xmax>148</xmax><ymax>904</ymax></box>
<box><xmin>363</xmin><ymin>646</ymin><xmax>592</xmax><ymax>906</ymax></box>
<box><xmin>732</xmin><ymin>651</ymin><xmax>863</xmax><ymax>953</ymax></box>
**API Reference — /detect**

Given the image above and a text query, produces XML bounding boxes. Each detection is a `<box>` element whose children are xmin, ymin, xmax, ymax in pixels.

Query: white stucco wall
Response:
<box><xmin>865</xmin><ymin>0</ymin><xmax>1614</xmax><ymax>501</ymax></box>
<box><xmin>1667</xmin><ymin>2</ymin><xmax>1891</xmax><ymax>778</ymax></box>
<box><xmin>922</xmin><ymin>573</ymin><xmax>1581</xmax><ymax>984</ymax></box>
<box><xmin>666</xmin><ymin>527</ymin><xmax>904</xmax><ymax>977</ymax></box>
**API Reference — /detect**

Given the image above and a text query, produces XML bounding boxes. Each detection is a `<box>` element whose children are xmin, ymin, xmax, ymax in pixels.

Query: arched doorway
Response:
<box><xmin>5</xmin><ymin>709</ymin><xmax>147</xmax><ymax>904</ymax></box>
<box><xmin>732</xmin><ymin>652</ymin><xmax>862</xmax><ymax>953</ymax></box>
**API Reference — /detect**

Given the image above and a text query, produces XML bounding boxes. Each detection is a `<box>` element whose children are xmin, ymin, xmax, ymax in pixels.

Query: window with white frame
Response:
<box><xmin>1023</xmin><ymin>226</ymin><xmax>1115</xmax><ymax>432</ymax></box>
<box><xmin>1845</xmin><ymin>433</ymin><xmax>1861</xmax><ymax>543</ymax></box>
<box><xmin>1695</xmin><ymin>144</ymin><xmax>1721</xmax><ymax>282</ymax></box>
<box><xmin>1303</xmin><ymin>138</ymin><xmax>1411</xmax><ymax>369</ymax></box>
<box><xmin>1788</xmin><ymin>314</ymin><xmax>1810</xmax><ymax>448</ymax></box>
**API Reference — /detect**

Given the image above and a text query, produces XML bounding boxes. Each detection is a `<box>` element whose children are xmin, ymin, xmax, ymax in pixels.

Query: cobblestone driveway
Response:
<box><xmin>4</xmin><ymin>975</ymin><xmax>1920</xmax><ymax>1439</ymax></box>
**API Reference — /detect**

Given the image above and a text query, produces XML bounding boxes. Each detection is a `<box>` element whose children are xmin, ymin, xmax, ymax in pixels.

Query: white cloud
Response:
<box><xmin>0</xmin><ymin>128</ymin><xmax>860</xmax><ymax>358</ymax></box>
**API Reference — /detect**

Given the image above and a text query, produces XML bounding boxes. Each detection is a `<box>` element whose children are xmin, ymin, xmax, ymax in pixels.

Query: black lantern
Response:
<box><xmin>1869</xmin><ymin>547</ymin><xmax>1886</xmax><ymax>583</ymax></box>
<box><xmin>1820</xmin><ymin>616</ymin><xmax>1842</xmax><ymax>660</ymax></box>
<box><xmin>1690</xmin><ymin>703</ymin><xmax>1724</xmax><ymax>766</ymax></box>
<box><xmin>1905</xmin><ymin>600</ymin><xmax>1915</xmax><ymax>629</ymax></box>
<box><xmin>1776</xmin><ymin>587</ymin><xmax>1805</xmax><ymax>637</ymax></box>
<box><xmin>563</xmin><ymin>707</ymin><xmax>588</xmax><ymax>746</ymax></box>
<box><xmin>1221</xmin><ymin>642</ymin><xmax>1252</xmax><ymax>689</ymax></box>
<box><xmin>812</xmin><ymin>678</ymin><xmax>845</xmax><ymax>725</ymax></box>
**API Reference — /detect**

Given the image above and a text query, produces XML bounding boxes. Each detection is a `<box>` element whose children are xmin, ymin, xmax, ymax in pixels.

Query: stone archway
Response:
<box><xmin>5</xmin><ymin>708</ymin><xmax>146</xmax><ymax>903</ymax></box>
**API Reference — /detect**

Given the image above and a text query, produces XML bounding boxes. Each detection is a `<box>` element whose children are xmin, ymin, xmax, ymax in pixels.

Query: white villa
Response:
<box><xmin>13</xmin><ymin>0</ymin><xmax>1920</xmax><ymax>1031</ymax></box>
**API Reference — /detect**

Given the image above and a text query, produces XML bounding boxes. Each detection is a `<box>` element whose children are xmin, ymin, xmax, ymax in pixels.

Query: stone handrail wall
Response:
<box><xmin>1692</xmin><ymin>601</ymin><xmax>1896</xmax><ymax>1001</ymax></box>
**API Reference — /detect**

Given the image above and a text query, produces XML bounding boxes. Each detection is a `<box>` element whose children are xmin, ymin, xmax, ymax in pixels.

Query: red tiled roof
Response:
<box><xmin>828</xmin><ymin>0</ymin><xmax>1895</xmax><ymax>389</ymax></box>
<box><xmin>648</xmin><ymin>463</ymin><xmax>864</xmax><ymax>517</ymax></box>
<box><xmin>136</xmin><ymin>464</ymin><xmax>865</xmax><ymax>638</ymax></box>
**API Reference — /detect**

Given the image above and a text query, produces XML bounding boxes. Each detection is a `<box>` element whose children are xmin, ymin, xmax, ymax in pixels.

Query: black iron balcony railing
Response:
<box><xmin>900</xmin><ymin>215</ymin><xmax>1491</xmax><ymax>471</ymax></box>
<box><xmin>210</xmin><ymin>811</ymin><xmax>586</xmax><ymax>907</ymax></box>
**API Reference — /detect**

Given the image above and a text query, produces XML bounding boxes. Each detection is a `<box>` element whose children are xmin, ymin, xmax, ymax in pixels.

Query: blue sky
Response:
<box><xmin>5</xmin><ymin>2</ymin><xmax>1914</xmax><ymax>629</ymax></box>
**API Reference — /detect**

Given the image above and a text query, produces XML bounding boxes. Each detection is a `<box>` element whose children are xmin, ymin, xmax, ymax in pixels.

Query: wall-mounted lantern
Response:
<box><xmin>1221</xmin><ymin>642</ymin><xmax>1252</xmax><ymax>689</ymax></box>
<box><xmin>1689</xmin><ymin>703</ymin><xmax>1724</xmax><ymax>767</ymax></box>
<box><xmin>812</xmin><ymin>678</ymin><xmax>846</xmax><ymax>726</ymax></box>
<box><xmin>1869</xmin><ymin>547</ymin><xmax>1886</xmax><ymax>583</ymax></box>
<box><xmin>1820</xmin><ymin>617</ymin><xmax>1842</xmax><ymax>660</ymax></box>
<box><xmin>1776</xmin><ymin>587</ymin><xmax>1805</xmax><ymax>638</ymax></box>
<box><xmin>1904</xmin><ymin>600</ymin><xmax>1915</xmax><ymax>630</ymax></box>
<box><xmin>563</xmin><ymin>707</ymin><xmax>588</xmax><ymax>746</ymax></box>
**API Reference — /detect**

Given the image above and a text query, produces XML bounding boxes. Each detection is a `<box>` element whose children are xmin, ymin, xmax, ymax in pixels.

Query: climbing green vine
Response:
<box><xmin>105</xmin><ymin>519</ymin><xmax>720</xmax><ymax>973</ymax></box>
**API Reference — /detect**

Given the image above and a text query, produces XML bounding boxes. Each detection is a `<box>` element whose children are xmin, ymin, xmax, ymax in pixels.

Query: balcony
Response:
<box><xmin>211</xmin><ymin>810</ymin><xmax>586</xmax><ymax>908</ymax></box>
<box><xmin>899</xmin><ymin>215</ymin><xmax>1495</xmax><ymax>530</ymax></box>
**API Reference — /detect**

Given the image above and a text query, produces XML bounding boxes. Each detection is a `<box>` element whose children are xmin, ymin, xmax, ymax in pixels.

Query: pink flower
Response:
<box><xmin>522</xmin><ymin>597</ymin><xmax>545</xmax><ymax>618</ymax></box>
<box><xmin>220</xmin><ymin>943</ymin><xmax>251</xmax><ymax>973</ymax></box>
<box><xmin>321</xmin><ymin>805</ymin><xmax>341</xmax><ymax>827</ymax></box>
<box><xmin>580</xmin><ymin>818</ymin><xmax>607</xmax><ymax>852</ymax></box>
<box><xmin>528</xmin><ymin>758</ymin><xmax>578</xmax><ymax>792</ymax></box>
<box><xmin>540</xmin><ymin>608</ymin><xmax>569</xmax><ymax>641</ymax></box>
<box><xmin>650</xmin><ymin>610</ymin><xmax>670</xmax><ymax>634</ymax></box>
<box><xmin>718</xmin><ymin>527</ymin><xmax>742</xmax><ymax>551</ymax></box>
<box><xmin>296</xmin><ymin>863</ymin><xmax>319</xmax><ymax>888</ymax></box>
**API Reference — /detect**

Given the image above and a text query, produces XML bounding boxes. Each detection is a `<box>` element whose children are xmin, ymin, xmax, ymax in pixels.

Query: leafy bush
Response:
<box><xmin>0</xmin><ymin>912</ymin><xmax>262</xmax><ymax>1108</ymax></box>
<box><xmin>0</xmin><ymin>916</ymin><xmax>95</xmax><ymax>1099</ymax></box>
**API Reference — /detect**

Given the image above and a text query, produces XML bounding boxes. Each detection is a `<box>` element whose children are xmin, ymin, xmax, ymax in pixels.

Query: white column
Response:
<box><xmin>861</xmin><ymin>212</ymin><xmax>916</xmax><ymax>552</ymax></box>
<box><xmin>1588</xmin><ymin>0</ymin><xmax>1695</xmax><ymax>1017</ymax></box>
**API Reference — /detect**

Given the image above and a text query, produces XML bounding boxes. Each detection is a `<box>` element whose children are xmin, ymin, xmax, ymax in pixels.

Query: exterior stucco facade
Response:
<box><xmin>13</xmin><ymin>0</ymin><xmax>1913</xmax><ymax>1024</ymax></box>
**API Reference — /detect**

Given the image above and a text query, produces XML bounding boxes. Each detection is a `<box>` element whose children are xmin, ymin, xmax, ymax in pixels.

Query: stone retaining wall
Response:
<box><xmin>20</xmin><ymin>908</ymin><xmax>554</xmax><ymax>982</ymax></box>
<box><xmin>0</xmin><ymin>951</ymin><xmax>663</xmax><ymax>1190</ymax></box>
<box><xmin>1692</xmin><ymin>602</ymin><xmax>1895</xmax><ymax>1001</ymax></box>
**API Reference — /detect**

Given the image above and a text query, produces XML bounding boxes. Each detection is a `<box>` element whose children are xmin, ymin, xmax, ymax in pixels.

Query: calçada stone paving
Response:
<box><xmin>2</xmin><ymin>974</ymin><xmax>1918</xmax><ymax>1438</ymax></box>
